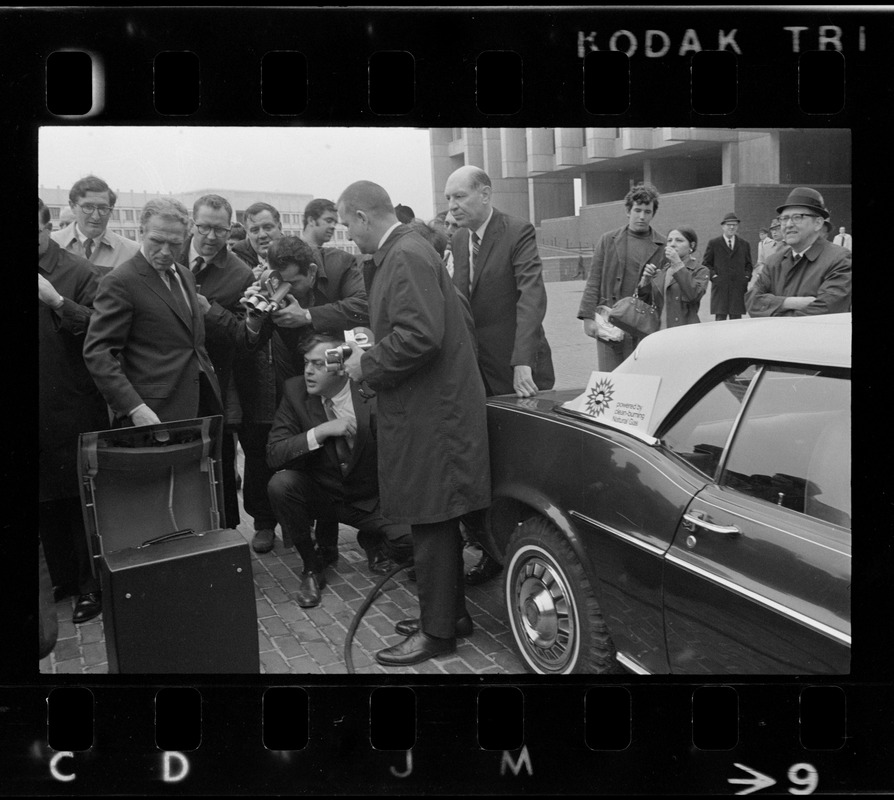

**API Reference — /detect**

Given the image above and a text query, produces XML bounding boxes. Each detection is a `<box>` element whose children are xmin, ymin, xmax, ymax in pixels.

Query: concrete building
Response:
<box><xmin>430</xmin><ymin>128</ymin><xmax>851</xmax><ymax>281</ymax></box>
<box><xmin>38</xmin><ymin>185</ymin><xmax>360</xmax><ymax>255</ymax></box>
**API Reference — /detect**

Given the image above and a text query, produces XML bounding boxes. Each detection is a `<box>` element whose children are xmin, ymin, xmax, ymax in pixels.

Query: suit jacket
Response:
<box><xmin>266</xmin><ymin>377</ymin><xmax>380</xmax><ymax>511</ymax></box>
<box><xmin>51</xmin><ymin>221</ymin><xmax>140</xmax><ymax>272</ymax></box>
<box><xmin>746</xmin><ymin>236</ymin><xmax>852</xmax><ymax>317</ymax></box>
<box><xmin>39</xmin><ymin>240</ymin><xmax>109</xmax><ymax>501</ymax></box>
<box><xmin>83</xmin><ymin>251</ymin><xmax>221</xmax><ymax>422</ymax></box>
<box><xmin>702</xmin><ymin>235</ymin><xmax>753</xmax><ymax>316</ymax></box>
<box><xmin>361</xmin><ymin>225</ymin><xmax>491</xmax><ymax>525</ymax></box>
<box><xmin>451</xmin><ymin>208</ymin><xmax>554</xmax><ymax>396</ymax></box>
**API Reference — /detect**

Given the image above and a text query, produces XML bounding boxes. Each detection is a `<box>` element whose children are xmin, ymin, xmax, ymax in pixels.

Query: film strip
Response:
<box><xmin>10</xmin><ymin>4</ymin><xmax>891</xmax><ymax>795</ymax></box>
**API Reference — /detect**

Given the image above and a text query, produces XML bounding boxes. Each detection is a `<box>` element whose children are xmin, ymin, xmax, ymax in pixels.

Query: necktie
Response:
<box><xmin>166</xmin><ymin>268</ymin><xmax>192</xmax><ymax>322</ymax></box>
<box><xmin>323</xmin><ymin>397</ymin><xmax>352</xmax><ymax>475</ymax></box>
<box><xmin>192</xmin><ymin>256</ymin><xmax>205</xmax><ymax>276</ymax></box>
<box><xmin>84</xmin><ymin>239</ymin><xmax>94</xmax><ymax>260</ymax></box>
<box><xmin>726</xmin><ymin>237</ymin><xmax>733</xmax><ymax>251</ymax></box>
<box><xmin>470</xmin><ymin>231</ymin><xmax>480</xmax><ymax>292</ymax></box>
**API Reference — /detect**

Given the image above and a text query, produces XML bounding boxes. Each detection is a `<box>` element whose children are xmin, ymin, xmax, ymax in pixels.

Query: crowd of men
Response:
<box><xmin>39</xmin><ymin>170</ymin><xmax>851</xmax><ymax>668</ymax></box>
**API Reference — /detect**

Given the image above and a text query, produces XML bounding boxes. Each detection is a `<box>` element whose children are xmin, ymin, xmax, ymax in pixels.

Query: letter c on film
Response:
<box><xmin>50</xmin><ymin>751</ymin><xmax>75</xmax><ymax>782</ymax></box>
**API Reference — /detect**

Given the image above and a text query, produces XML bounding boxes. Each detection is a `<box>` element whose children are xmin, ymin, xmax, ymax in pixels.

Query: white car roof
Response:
<box><xmin>613</xmin><ymin>313</ymin><xmax>851</xmax><ymax>434</ymax></box>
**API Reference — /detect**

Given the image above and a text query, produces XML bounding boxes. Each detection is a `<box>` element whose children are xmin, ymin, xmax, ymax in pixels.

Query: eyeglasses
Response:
<box><xmin>76</xmin><ymin>203</ymin><xmax>112</xmax><ymax>217</ymax></box>
<box><xmin>193</xmin><ymin>221</ymin><xmax>232</xmax><ymax>236</ymax></box>
<box><xmin>303</xmin><ymin>359</ymin><xmax>328</xmax><ymax>372</ymax></box>
<box><xmin>777</xmin><ymin>213</ymin><xmax>819</xmax><ymax>225</ymax></box>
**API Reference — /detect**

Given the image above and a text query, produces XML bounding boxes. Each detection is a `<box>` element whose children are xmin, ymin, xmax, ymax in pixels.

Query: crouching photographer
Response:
<box><xmin>265</xmin><ymin>332</ymin><xmax>413</xmax><ymax>608</ymax></box>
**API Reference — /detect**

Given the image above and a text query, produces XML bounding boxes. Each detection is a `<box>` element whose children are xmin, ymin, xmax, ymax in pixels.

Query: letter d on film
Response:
<box><xmin>162</xmin><ymin>751</ymin><xmax>190</xmax><ymax>782</ymax></box>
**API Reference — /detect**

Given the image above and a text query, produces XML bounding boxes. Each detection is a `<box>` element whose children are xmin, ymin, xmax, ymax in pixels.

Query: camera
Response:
<box><xmin>240</xmin><ymin>269</ymin><xmax>291</xmax><ymax>315</ymax></box>
<box><xmin>324</xmin><ymin>328</ymin><xmax>374</xmax><ymax>373</ymax></box>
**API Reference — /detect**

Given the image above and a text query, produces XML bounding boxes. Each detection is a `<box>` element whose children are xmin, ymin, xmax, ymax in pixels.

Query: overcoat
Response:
<box><xmin>451</xmin><ymin>208</ymin><xmax>554</xmax><ymax>396</ymax></box>
<box><xmin>83</xmin><ymin>251</ymin><xmax>221</xmax><ymax>423</ymax></box>
<box><xmin>39</xmin><ymin>240</ymin><xmax>109</xmax><ymax>501</ymax></box>
<box><xmin>702</xmin><ymin>235</ymin><xmax>753</xmax><ymax>316</ymax></box>
<box><xmin>637</xmin><ymin>255</ymin><xmax>710</xmax><ymax>329</ymax></box>
<box><xmin>360</xmin><ymin>225</ymin><xmax>491</xmax><ymax>525</ymax></box>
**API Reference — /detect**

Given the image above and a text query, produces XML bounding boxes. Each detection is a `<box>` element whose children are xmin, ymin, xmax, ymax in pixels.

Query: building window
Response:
<box><xmin>111</xmin><ymin>209</ymin><xmax>120</xmax><ymax>221</ymax></box>
<box><xmin>124</xmin><ymin>230</ymin><xmax>137</xmax><ymax>241</ymax></box>
<box><xmin>124</xmin><ymin>209</ymin><xmax>134</xmax><ymax>221</ymax></box>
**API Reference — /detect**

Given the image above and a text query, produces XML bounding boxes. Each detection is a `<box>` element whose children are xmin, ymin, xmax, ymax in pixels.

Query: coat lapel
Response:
<box><xmin>470</xmin><ymin>209</ymin><xmax>502</xmax><ymax>296</ymax></box>
<box><xmin>135</xmin><ymin>253</ymin><xmax>194</xmax><ymax>332</ymax></box>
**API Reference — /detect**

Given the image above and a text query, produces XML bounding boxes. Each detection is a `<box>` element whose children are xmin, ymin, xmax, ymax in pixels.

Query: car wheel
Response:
<box><xmin>504</xmin><ymin>517</ymin><xmax>616</xmax><ymax>675</ymax></box>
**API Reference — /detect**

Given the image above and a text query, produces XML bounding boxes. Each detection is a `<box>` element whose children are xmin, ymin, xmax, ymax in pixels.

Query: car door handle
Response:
<box><xmin>683</xmin><ymin>512</ymin><xmax>740</xmax><ymax>537</ymax></box>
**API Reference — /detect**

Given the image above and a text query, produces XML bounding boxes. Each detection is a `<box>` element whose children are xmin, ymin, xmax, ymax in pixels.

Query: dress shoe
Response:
<box><xmin>394</xmin><ymin>614</ymin><xmax>473</xmax><ymax>638</ymax></box>
<box><xmin>251</xmin><ymin>528</ymin><xmax>276</xmax><ymax>554</ymax></box>
<box><xmin>367</xmin><ymin>548</ymin><xmax>398</xmax><ymax>576</ymax></box>
<box><xmin>316</xmin><ymin>545</ymin><xmax>339</xmax><ymax>568</ymax></box>
<box><xmin>375</xmin><ymin>631</ymin><xmax>456</xmax><ymax>666</ymax></box>
<box><xmin>72</xmin><ymin>592</ymin><xmax>102</xmax><ymax>624</ymax></box>
<box><xmin>295</xmin><ymin>571</ymin><xmax>325</xmax><ymax>608</ymax></box>
<box><xmin>464</xmin><ymin>551</ymin><xmax>502</xmax><ymax>585</ymax></box>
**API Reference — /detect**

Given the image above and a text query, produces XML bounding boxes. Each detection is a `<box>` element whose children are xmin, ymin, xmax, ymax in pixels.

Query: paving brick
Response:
<box><xmin>470</xmin><ymin>612</ymin><xmax>506</xmax><ymax>635</ymax></box>
<box><xmin>261</xmin><ymin>585</ymin><xmax>290</xmax><ymax>605</ymax></box>
<box><xmin>81</xmin><ymin>643</ymin><xmax>106</xmax><ymax>667</ymax></box>
<box><xmin>322</xmin><ymin>663</ymin><xmax>349</xmax><ymax>674</ymax></box>
<box><xmin>253</xmin><ymin>572</ymin><xmax>278</xmax><ymax>589</ymax></box>
<box><xmin>442</xmin><ymin>659</ymin><xmax>473</xmax><ymax>674</ymax></box>
<box><xmin>343</xmin><ymin>571</ymin><xmax>374</xmax><ymax>591</ymax></box>
<box><xmin>319</xmin><ymin>623</ymin><xmax>348</xmax><ymax>647</ymax></box>
<box><xmin>287</xmin><ymin>655</ymin><xmax>324</xmax><ymax>674</ymax></box>
<box><xmin>77</xmin><ymin>623</ymin><xmax>104</xmax><ymax>645</ymax></box>
<box><xmin>407</xmin><ymin>659</ymin><xmax>447</xmax><ymax>675</ymax></box>
<box><xmin>272</xmin><ymin>602</ymin><xmax>308</xmax><ymax>623</ymax></box>
<box><xmin>454</xmin><ymin>644</ymin><xmax>498</xmax><ymax>671</ymax></box>
<box><xmin>323</xmin><ymin>570</ymin><xmax>347</xmax><ymax>586</ymax></box>
<box><xmin>305</xmin><ymin>607</ymin><xmax>335</xmax><ymax>627</ymax></box>
<box><xmin>346</xmin><ymin>650</ymin><xmax>374</xmax><ymax>669</ymax></box>
<box><xmin>473</xmin><ymin>633</ymin><xmax>507</xmax><ymax>656</ymax></box>
<box><xmin>256</xmin><ymin>598</ymin><xmax>274</xmax><ymax>618</ymax></box>
<box><xmin>260</xmin><ymin>617</ymin><xmax>290</xmax><ymax>638</ymax></box>
<box><xmin>287</xmin><ymin>620</ymin><xmax>326</xmax><ymax>642</ymax></box>
<box><xmin>364</xmin><ymin>614</ymin><xmax>398</xmax><ymax>638</ymax></box>
<box><xmin>352</xmin><ymin>626</ymin><xmax>386</xmax><ymax>652</ymax></box>
<box><xmin>383</xmin><ymin>587</ymin><xmax>418</xmax><ymax>611</ymax></box>
<box><xmin>54</xmin><ymin>659</ymin><xmax>83</xmax><ymax>673</ymax></box>
<box><xmin>279</xmin><ymin>575</ymin><xmax>301</xmax><ymax>594</ymax></box>
<box><xmin>258</xmin><ymin>631</ymin><xmax>274</xmax><ymax>652</ymax></box>
<box><xmin>260</xmin><ymin>651</ymin><xmax>290</xmax><ymax>674</ymax></box>
<box><xmin>303</xmin><ymin>641</ymin><xmax>342</xmax><ymax>667</ymax></box>
<box><xmin>370</xmin><ymin>600</ymin><xmax>407</xmax><ymax>621</ymax></box>
<box><xmin>53</xmin><ymin>638</ymin><xmax>80</xmax><ymax>662</ymax></box>
<box><xmin>329</xmin><ymin>582</ymin><xmax>362</xmax><ymax>602</ymax></box>
<box><xmin>267</xmin><ymin>562</ymin><xmax>297</xmax><ymax>581</ymax></box>
<box><xmin>490</xmin><ymin>650</ymin><xmax>526</xmax><ymax>672</ymax></box>
<box><xmin>271</xmin><ymin>636</ymin><xmax>307</xmax><ymax>660</ymax></box>
<box><xmin>57</xmin><ymin>620</ymin><xmax>77</xmax><ymax>640</ymax></box>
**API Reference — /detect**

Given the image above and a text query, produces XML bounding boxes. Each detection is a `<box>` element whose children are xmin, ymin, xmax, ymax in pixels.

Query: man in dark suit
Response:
<box><xmin>445</xmin><ymin>165</ymin><xmax>555</xmax><ymax>585</ymax></box>
<box><xmin>702</xmin><ymin>212</ymin><xmax>753</xmax><ymax>321</ymax></box>
<box><xmin>84</xmin><ymin>198</ymin><xmax>222</xmax><ymax>428</ymax></box>
<box><xmin>266</xmin><ymin>334</ymin><xmax>412</xmax><ymax>607</ymax></box>
<box><xmin>179</xmin><ymin>194</ymin><xmax>255</xmax><ymax>530</ymax></box>
<box><xmin>339</xmin><ymin>180</ymin><xmax>491</xmax><ymax>666</ymax></box>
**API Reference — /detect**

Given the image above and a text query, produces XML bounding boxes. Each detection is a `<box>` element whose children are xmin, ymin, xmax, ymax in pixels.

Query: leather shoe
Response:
<box><xmin>295</xmin><ymin>571</ymin><xmax>325</xmax><ymax>608</ymax></box>
<box><xmin>317</xmin><ymin>545</ymin><xmax>339</xmax><ymax>568</ymax></box>
<box><xmin>72</xmin><ymin>592</ymin><xmax>102</xmax><ymax>624</ymax></box>
<box><xmin>53</xmin><ymin>583</ymin><xmax>78</xmax><ymax>603</ymax></box>
<box><xmin>375</xmin><ymin>631</ymin><xmax>456</xmax><ymax>666</ymax></box>
<box><xmin>251</xmin><ymin>528</ymin><xmax>276</xmax><ymax>553</ymax></box>
<box><xmin>368</xmin><ymin>548</ymin><xmax>398</xmax><ymax>575</ymax></box>
<box><xmin>394</xmin><ymin>614</ymin><xmax>473</xmax><ymax>638</ymax></box>
<box><xmin>464</xmin><ymin>551</ymin><xmax>502</xmax><ymax>585</ymax></box>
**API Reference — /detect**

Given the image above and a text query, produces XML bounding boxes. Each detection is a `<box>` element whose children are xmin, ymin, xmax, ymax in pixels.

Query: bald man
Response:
<box><xmin>338</xmin><ymin>180</ymin><xmax>490</xmax><ymax>667</ymax></box>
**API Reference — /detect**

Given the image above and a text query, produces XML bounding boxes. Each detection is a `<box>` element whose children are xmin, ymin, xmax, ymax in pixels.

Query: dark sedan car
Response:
<box><xmin>483</xmin><ymin>314</ymin><xmax>851</xmax><ymax>675</ymax></box>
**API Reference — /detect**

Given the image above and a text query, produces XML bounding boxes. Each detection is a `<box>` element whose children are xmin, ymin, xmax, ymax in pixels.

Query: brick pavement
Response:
<box><xmin>38</xmin><ymin>278</ymin><xmax>654</xmax><ymax>677</ymax></box>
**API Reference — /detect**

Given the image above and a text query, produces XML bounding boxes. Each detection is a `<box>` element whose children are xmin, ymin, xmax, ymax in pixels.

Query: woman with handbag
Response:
<box><xmin>637</xmin><ymin>227</ymin><xmax>710</xmax><ymax>330</ymax></box>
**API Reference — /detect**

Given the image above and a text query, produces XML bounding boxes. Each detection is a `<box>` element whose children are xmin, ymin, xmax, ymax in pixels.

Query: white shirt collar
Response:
<box><xmin>377</xmin><ymin>221</ymin><xmax>402</xmax><ymax>252</ymax></box>
<box><xmin>324</xmin><ymin>379</ymin><xmax>355</xmax><ymax>421</ymax></box>
<box><xmin>75</xmin><ymin>223</ymin><xmax>109</xmax><ymax>247</ymax></box>
<box><xmin>473</xmin><ymin>207</ymin><xmax>495</xmax><ymax>241</ymax></box>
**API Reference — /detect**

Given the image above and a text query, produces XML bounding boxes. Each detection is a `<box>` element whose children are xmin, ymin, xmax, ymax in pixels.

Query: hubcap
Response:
<box><xmin>511</xmin><ymin>553</ymin><xmax>576</xmax><ymax>672</ymax></box>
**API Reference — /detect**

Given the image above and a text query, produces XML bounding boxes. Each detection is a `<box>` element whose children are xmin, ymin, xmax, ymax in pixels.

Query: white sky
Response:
<box><xmin>38</xmin><ymin>126</ymin><xmax>435</xmax><ymax>220</ymax></box>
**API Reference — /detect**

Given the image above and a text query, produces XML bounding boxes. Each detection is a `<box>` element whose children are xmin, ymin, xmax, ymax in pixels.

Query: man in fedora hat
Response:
<box><xmin>746</xmin><ymin>187</ymin><xmax>851</xmax><ymax>317</ymax></box>
<box><xmin>702</xmin><ymin>211</ymin><xmax>752</xmax><ymax>320</ymax></box>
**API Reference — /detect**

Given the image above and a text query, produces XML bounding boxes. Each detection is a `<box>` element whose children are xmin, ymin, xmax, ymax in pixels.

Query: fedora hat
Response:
<box><xmin>721</xmin><ymin>212</ymin><xmax>740</xmax><ymax>224</ymax></box>
<box><xmin>776</xmin><ymin>187</ymin><xmax>830</xmax><ymax>219</ymax></box>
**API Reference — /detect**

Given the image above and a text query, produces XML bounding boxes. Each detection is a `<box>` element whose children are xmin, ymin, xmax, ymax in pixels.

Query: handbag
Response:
<box><xmin>608</xmin><ymin>295</ymin><xmax>659</xmax><ymax>337</ymax></box>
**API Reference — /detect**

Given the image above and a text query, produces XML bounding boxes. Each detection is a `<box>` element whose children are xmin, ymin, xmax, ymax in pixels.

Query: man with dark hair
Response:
<box><xmin>237</xmin><ymin>232</ymin><xmax>369</xmax><ymax>555</ymax></box>
<box><xmin>747</xmin><ymin>187</ymin><xmax>852</xmax><ymax>317</ymax></box>
<box><xmin>301</xmin><ymin>198</ymin><xmax>339</xmax><ymax>247</ymax></box>
<box><xmin>84</xmin><ymin>198</ymin><xmax>221</xmax><ymax>428</ymax></box>
<box><xmin>232</xmin><ymin>202</ymin><xmax>283</xmax><ymax>277</ymax></box>
<box><xmin>178</xmin><ymin>194</ymin><xmax>255</xmax><ymax>529</ymax></box>
<box><xmin>52</xmin><ymin>174</ymin><xmax>139</xmax><ymax>272</ymax></box>
<box><xmin>702</xmin><ymin>212</ymin><xmax>753</xmax><ymax>321</ymax></box>
<box><xmin>445</xmin><ymin>164</ymin><xmax>555</xmax><ymax>585</ymax></box>
<box><xmin>578</xmin><ymin>182</ymin><xmax>665</xmax><ymax>370</ymax></box>
<box><xmin>339</xmin><ymin>180</ymin><xmax>490</xmax><ymax>666</ymax></box>
<box><xmin>266</xmin><ymin>333</ymin><xmax>413</xmax><ymax>607</ymax></box>
<box><xmin>39</xmin><ymin>198</ymin><xmax>109</xmax><ymax>624</ymax></box>
<box><xmin>227</xmin><ymin>222</ymin><xmax>247</xmax><ymax>250</ymax></box>
<box><xmin>394</xmin><ymin>203</ymin><xmax>416</xmax><ymax>224</ymax></box>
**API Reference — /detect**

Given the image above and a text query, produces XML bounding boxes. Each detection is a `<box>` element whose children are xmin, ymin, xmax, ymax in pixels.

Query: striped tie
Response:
<box><xmin>84</xmin><ymin>239</ymin><xmax>94</xmax><ymax>260</ymax></box>
<box><xmin>470</xmin><ymin>231</ymin><xmax>480</xmax><ymax>292</ymax></box>
<box><xmin>192</xmin><ymin>256</ymin><xmax>205</xmax><ymax>276</ymax></box>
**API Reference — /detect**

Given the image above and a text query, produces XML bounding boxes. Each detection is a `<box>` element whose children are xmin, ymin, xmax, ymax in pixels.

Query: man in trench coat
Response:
<box><xmin>338</xmin><ymin>180</ymin><xmax>491</xmax><ymax>667</ymax></box>
<box><xmin>702</xmin><ymin>211</ymin><xmax>753</xmax><ymax>320</ymax></box>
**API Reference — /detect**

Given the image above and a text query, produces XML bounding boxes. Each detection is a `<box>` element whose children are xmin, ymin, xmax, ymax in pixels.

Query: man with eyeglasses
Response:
<box><xmin>52</xmin><ymin>175</ymin><xmax>139</xmax><ymax>273</ymax></box>
<box><xmin>702</xmin><ymin>211</ymin><xmax>752</xmax><ymax>321</ymax></box>
<box><xmin>746</xmin><ymin>187</ymin><xmax>852</xmax><ymax>317</ymax></box>
<box><xmin>179</xmin><ymin>194</ymin><xmax>255</xmax><ymax>529</ymax></box>
<box><xmin>265</xmin><ymin>333</ymin><xmax>412</xmax><ymax>607</ymax></box>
